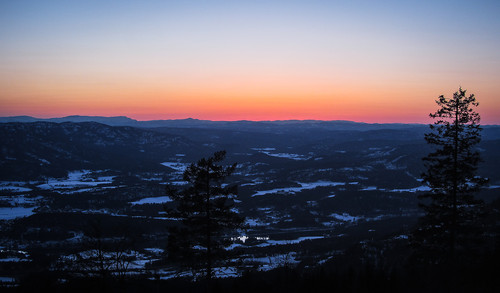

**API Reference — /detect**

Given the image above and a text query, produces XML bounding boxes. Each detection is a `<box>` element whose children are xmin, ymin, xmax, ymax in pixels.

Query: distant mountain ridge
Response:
<box><xmin>0</xmin><ymin>115</ymin><xmax>138</xmax><ymax>126</ymax></box>
<box><xmin>0</xmin><ymin>115</ymin><xmax>429</xmax><ymax>131</ymax></box>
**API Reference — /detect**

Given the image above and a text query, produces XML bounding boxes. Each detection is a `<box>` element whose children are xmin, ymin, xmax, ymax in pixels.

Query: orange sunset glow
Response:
<box><xmin>1</xmin><ymin>1</ymin><xmax>499</xmax><ymax>123</ymax></box>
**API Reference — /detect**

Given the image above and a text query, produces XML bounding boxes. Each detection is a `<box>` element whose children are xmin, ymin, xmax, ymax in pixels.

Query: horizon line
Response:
<box><xmin>0</xmin><ymin>114</ymin><xmax>433</xmax><ymax>125</ymax></box>
<box><xmin>3</xmin><ymin>114</ymin><xmax>500</xmax><ymax>126</ymax></box>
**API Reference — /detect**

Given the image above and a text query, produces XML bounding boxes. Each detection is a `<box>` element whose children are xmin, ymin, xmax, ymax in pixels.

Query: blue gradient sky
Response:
<box><xmin>1</xmin><ymin>0</ymin><xmax>499</xmax><ymax>123</ymax></box>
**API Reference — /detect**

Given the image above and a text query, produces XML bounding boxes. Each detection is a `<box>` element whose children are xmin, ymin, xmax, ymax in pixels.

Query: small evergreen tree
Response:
<box><xmin>413</xmin><ymin>88</ymin><xmax>487</xmax><ymax>263</ymax></box>
<box><xmin>165</xmin><ymin>151</ymin><xmax>244</xmax><ymax>279</ymax></box>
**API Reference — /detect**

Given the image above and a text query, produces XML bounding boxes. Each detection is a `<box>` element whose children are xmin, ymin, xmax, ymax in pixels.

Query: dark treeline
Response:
<box><xmin>8</xmin><ymin>242</ymin><xmax>500</xmax><ymax>293</ymax></box>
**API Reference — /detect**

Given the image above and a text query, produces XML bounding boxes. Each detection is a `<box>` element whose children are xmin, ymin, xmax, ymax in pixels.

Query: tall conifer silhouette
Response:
<box><xmin>413</xmin><ymin>88</ymin><xmax>487</xmax><ymax>262</ymax></box>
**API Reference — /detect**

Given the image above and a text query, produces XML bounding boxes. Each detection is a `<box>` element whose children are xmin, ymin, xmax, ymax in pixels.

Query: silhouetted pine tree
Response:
<box><xmin>413</xmin><ymin>88</ymin><xmax>487</xmax><ymax>263</ymax></box>
<box><xmin>165</xmin><ymin>151</ymin><xmax>244</xmax><ymax>279</ymax></box>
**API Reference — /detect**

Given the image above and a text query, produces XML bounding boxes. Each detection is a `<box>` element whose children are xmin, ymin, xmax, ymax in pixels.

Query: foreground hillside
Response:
<box><xmin>1</xmin><ymin>120</ymin><xmax>499</xmax><ymax>290</ymax></box>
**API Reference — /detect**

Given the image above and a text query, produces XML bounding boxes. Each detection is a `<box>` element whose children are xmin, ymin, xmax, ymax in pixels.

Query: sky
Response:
<box><xmin>1</xmin><ymin>0</ymin><xmax>499</xmax><ymax>123</ymax></box>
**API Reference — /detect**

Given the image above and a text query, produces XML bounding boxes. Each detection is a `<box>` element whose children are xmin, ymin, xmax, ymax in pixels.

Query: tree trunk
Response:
<box><xmin>205</xmin><ymin>165</ymin><xmax>212</xmax><ymax>280</ymax></box>
<box><xmin>451</xmin><ymin>100</ymin><xmax>459</xmax><ymax>258</ymax></box>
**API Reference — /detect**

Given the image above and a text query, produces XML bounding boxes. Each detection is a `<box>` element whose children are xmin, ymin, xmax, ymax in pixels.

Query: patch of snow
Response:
<box><xmin>391</xmin><ymin>155</ymin><xmax>405</xmax><ymax>163</ymax></box>
<box><xmin>141</xmin><ymin>177</ymin><xmax>162</xmax><ymax>181</ymax></box>
<box><xmin>66</xmin><ymin>231</ymin><xmax>84</xmax><ymax>243</ymax></box>
<box><xmin>59</xmin><ymin>186</ymin><xmax>117</xmax><ymax>194</ymax></box>
<box><xmin>324</xmin><ymin>213</ymin><xmax>387</xmax><ymax>226</ymax></box>
<box><xmin>241</xmin><ymin>181</ymin><xmax>263</xmax><ymax>187</ymax></box>
<box><xmin>4</xmin><ymin>195</ymin><xmax>42</xmax><ymax>206</ymax></box>
<box><xmin>225</xmin><ymin>243</ymin><xmax>244</xmax><ymax>250</ymax></box>
<box><xmin>340</xmin><ymin>166</ymin><xmax>372</xmax><ymax>172</ymax></box>
<box><xmin>366</xmin><ymin>215</ymin><xmax>384</xmax><ymax>221</ymax></box>
<box><xmin>330</xmin><ymin>213</ymin><xmax>361</xmax><ymax>222</ymax></box>
<box><xmin>261</xmin><ymin>151</ymin><xmax>310</xmax><ymax>160</ymax></box>
<box><xmin>257</xmin><ymin>207</ymin><xmax>272</xmax><ymax>212</ymax></box>
<box><xmin>237</xmin><ymin>235</ymin><xmax>249</xmax><ymax>243</ymax></box>
<box><xmin>248</xmin><ymin>253</ymin><xmax>300</xmax><ymax>271</ymax></box>
<box><xmin>0</xmin><ymin>257</ymin><xmax>30</xmax><ymax>262</ymax></box>
<box><xmin>251</xmin><ymin>148</ymin><xmax>311</xmax><ymax>160</ymax></box>
<box><xmin>170</xmin><ymin>181</ymin><xmax>187</xmax><ymax>185</ymax></box>
<box><xmin>38</xmin><ymin>158</ymin><xmax>51</xmax><ymax>164</ymax></box>
<box><xmin>144</xmin><ymin>248</ymin><xmax>164</xmax><ymax>254</ymax></box>
<box><xmin>0</xmin><ymin>186</ymin><xmax>32</xmax><ymax>192</ymax></box>
<box><xmin>321</xmin><ymin>221</ymin><xmax>340</xmax><ymax>227</ymax></box>
<box><xmin>252</xmin><ymin>181</ymin><xmax>345</xmax><ymax>197</ymax></box>
<box><xmin>366</xmin><ymin>147</ymin><xmax>397</xmax><ymax>158</ymax></box>
<box><xmin>213</xmin><ymin>267</ymin><xmax>239</xmax><ymax>278</ymax></box>
<box><xmin>257</xmin><ymin>236</ymin><xmax>324</xmax><ymax>247</ymax></box>
<box><xmin>251</xmin><ymin>147</ymin><xmax>276</xmax><ymax>151</ymax></box>
<box><xmin>245</xmin><ymin>218</ymin><xmax>269</xmax><ymax>227</ymax></box>
<box><xmin>97</xmin><ymin>176</ymin><xmax>114</xmax><ymax>182</ymax></box>
<box><xmin>0</xmin><ymin>207</ymin><xmax>35</xmax><ymax>220</ymax></box>
<box><xmin>36</xmin><ymin>170</ymin><xmax>114</xmax><ymax>190</ymax></box>
<box><xmin>0</xmin><ymin>181</ymin><xmax>26</xmax><ymax>186</ymax></box>
<box><xmin>161</xmin><ymin>162</ymin><xmax>188</xmax><ymax>172</ymax></box>
<box><xmin>130</xmin><ymin>196</ymin><xmax>173</xmax><ymax>205</ymax></box>
<box><xmin>0</xmin><ymin>276</ymin><xmax>16</xmax><ymax>283</ymax></box>
<box><xmin>318</xmin><ymin>256</ymin><xmax>334</xmax><ymax>265</ymax></box>
<box><xmin>390</xmin><ymin>186</ymin><xmax>431</xmax><ymax>192</ymax></box>
<box><xmin>384</xmin><ymin>160</ymin><xmax>406</xmax><ymax>170</ymax></box>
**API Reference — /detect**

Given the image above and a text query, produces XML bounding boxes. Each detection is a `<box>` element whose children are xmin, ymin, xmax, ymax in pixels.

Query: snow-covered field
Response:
<box><xmin>251</xmin><ymin>147</ymin><xmax>311</xmax><ymax>160</ymax></box>
<box><xmin>358</xmin><ymin>185</ymin><xmax>431</xmax><ymax>193</ymax></box>
<box><xmin>130</xmin><ymin>196</ymin><xmax>173</xmax><ymax>205</ymax></box>
<box><xmin>245</xmin><ymin>217</ymin><xmax>271</xmax><ymax>227</ymax></box>
<box><xmin>252</xmin><ymin>181</ymin><xmax>346</xmax><ymax>197</ymax></box>
<box><xmin>36</xmin><ymin>170</ymin><xmax>114</xmax><ymax>190</ymax></box>
<box><xmin>329</xmin><ymin>213</ymin><xmax>362</xmax><ymax>222</ymax></box>
<box><xmin>0</xmin><ymin>186</ymin><xmax>32</xmax><ymax>192</ymax></box>
<box><xmin>389</xmin><ymin>186</ymin><xmax>430</xmax><ymax>192</ymax></box>
<box><xmin>0</xmin><ymin>207</ymin><xmax>35</xmax><ymax>220</ymax></box>
<box><xmin>257</xmin><ymin>236</ymin><xmax>324</xmax><ymax>247</ymax></box>
<box><xmin>2</xmin><ymin>195</ymin><xmax>42</xmax><ymax>206</ymax></box>
<box><xmin>160</xmin><ymin>162</ymin><xmax>189</xmax><ymax>172</ymax></box>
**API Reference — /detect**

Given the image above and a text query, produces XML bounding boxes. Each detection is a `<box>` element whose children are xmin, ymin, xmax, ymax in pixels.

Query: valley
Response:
<box><xmin>1</xmin><ymin>118</ymin><xmax>499</xmax><ymax>282</ymax></box>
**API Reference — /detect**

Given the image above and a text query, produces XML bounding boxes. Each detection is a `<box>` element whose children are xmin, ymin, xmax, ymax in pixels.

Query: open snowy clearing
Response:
<box><xmin>252</xmin><ymin>181</ymin><xmax>346</xmax><ymax>197</ymax></box>
<box><xmin>0</xmin><ymin>207</ymin><xmax>35</xmax><ymax>220</ymax></box>
<box><xmin>130</xmin><ymin>196</ymin><xmax>173</xmax><ymax>205</ymax></box>
<box><xmin>36</xmin><ymin>170</ymin><xmax>114</xmax><ymax>190</ymax></box>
